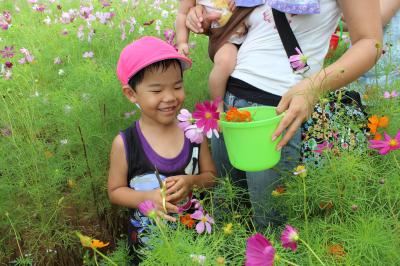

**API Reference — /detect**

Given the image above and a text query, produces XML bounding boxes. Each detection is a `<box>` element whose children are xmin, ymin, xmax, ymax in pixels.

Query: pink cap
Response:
<box><xmin>116</xmin><ymin>36</ymin><xmax>192</xmax><ymax>85</ymax></box>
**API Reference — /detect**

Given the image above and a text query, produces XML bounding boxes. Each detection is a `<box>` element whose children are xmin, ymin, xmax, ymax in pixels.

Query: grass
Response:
<box><xmin>1</xmin><ymin>1</ymin><xmax>399</xmax><ymax>265</ymax></box>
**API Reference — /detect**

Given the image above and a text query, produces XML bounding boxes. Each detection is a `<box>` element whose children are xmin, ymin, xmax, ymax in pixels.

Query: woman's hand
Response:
<box><xmin>165</xmin><ymin>175</ymin><xmax>194</xmax><ymax>203</ymax></box>
<box><xmin>186</xmin><ymin>5</ymin><xmax>221</xmax><ymax>33</ymax></box>
<box><xmin>273</xmin><ymin>80</ymin><xmax>317</xmax><ymax>150</ymax></box>
<box><xmin>149</xmin><ymin>189</ymin><xmax>179</xmax><ymax>222</ymax></box>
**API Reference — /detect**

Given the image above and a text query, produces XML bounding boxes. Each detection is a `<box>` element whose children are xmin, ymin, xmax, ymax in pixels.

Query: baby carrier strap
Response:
<box><xmin>207</xmin><ymin>7</ymin><xmax>256</xmax><ymax>61</ymax></box>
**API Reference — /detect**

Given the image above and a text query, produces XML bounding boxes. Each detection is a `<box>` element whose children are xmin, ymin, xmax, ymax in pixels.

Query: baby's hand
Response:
<box><xmin>149</xmin><ymin>189</ymin><xmax>178</xmax><ymax>222</ymax></box>
<box><xmin>227</xmin><ymin>0</ymin><xmax>236</xmax><ymax>12</ymax></box>
<box><xmin>178</xmin><ymin>43</ymin><xmax>190</xmax><ymax>56</ymax></box>
<box><xmin>165</xmin><ymin>175</ymin><xmax>193</xmax><ymax>203</ymax></box>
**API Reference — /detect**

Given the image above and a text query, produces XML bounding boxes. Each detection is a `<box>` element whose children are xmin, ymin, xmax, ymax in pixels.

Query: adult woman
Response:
<box><xmin>186</xmin><ymin>0</ymin><xmax>382</xmax><ymax>229</ymax></box>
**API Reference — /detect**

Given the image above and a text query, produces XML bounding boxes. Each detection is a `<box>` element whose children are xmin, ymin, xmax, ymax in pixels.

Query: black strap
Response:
<box><xmin>272</xmin><ymin>8</ymin><xmax>310</xmax><ymax>73</ymax></box>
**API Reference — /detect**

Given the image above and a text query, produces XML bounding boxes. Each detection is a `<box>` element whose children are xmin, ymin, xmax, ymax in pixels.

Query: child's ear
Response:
<box><xmin>122</xmin><ymin>85</ymin><xmax>137</xmax><ymax>103</ymax></box>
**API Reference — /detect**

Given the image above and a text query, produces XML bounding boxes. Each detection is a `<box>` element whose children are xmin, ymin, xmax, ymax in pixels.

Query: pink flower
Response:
<box><xmin>1</xmin><ymin>46</ymin><xmax>14</xmax><ymax>58</ymax></box>
<box><xmin>281</xmin><ymin>225</ymin><xmax>299</xmax><ymax>252</ymax></box>
<box><xmin>53</xmin><ymin>57</ymin><xmax>62</xmax><ymax>65</ymax></box>
<box><xmin>164</xmin><ymin>29</ymin><xmax>175</xmax><ymax>46</ymax></box>
<box><xmin>190</xmin><ymin>210</ymin><xmax>214</xmax><ymax>234</ymax></box>
<box><xmin>313</xmin><ymin>141</ymin><xmax>333</xmax><ymax>154</ymax></box>
<box><xmin>184</xmin><ymin>125</ymin><xmax>204</xmax><ymax>144</ymax></box>
<box><xmin>368</xmin><ymin>130</ymin><xmax>400</xmax><ymax>155</ymax></box>
<box><xmin>245</xmin><ymin>233</ymin><xmax>275</xmax><ymax>266</ymax></box>
<box><xmin>83</xmin><ymin>51</ymin><xmax>94</xmax><ymax>58</ymax></box>
<box><xmin>192</xmin><ymin>98</ymin><xmax>220</xmax><ymax>137</ymax></box>
<box><xmin>177</xmin><ymin>109</ymin><xmax>195</xmax><ymax>130</ymax></box>
<box><xmin>384</xmin><ymin>90</ymin><xmax>399</xmax><ymax>99</ymax></box>
<box><xmin>289</xmin><ymin>47</ymin><xmax>308</xmax><ymax>72</ymax></box>
<box><xmin>138</xmin><ymin>200</ymin><xmax>157</xmax><ymax>218</ymax></box>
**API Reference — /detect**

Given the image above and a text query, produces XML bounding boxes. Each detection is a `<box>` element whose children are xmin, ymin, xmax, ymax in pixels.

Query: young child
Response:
<box><xmin>176</xmin><ymin>0</ymin><xmax>248</xmax><ymax>113</ymax></box>
<box><xmin>108</xmin><ymin>36</ymin><xmax>216</xmax><ymax>262</ymax></box>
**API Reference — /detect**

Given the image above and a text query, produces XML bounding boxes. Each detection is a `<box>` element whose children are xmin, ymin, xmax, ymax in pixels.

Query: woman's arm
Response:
<box><xmin>107</xmin><ymin>135</ymin><xmax>178</xmax><ymax>219</ymax></box>
<box><xmin>380</xmin><ymin>0</ymin><xmax>400</xmax><ymax>25</ymax></box>
<box><xmin>273</xmin><ymin>0</ymin><xmax>383</xmax><ymax>149</ymax></box>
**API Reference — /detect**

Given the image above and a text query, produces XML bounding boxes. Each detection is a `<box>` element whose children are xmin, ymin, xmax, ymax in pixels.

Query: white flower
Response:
<box><xmin>58</xmin><ymin>69</ymin><xmax>65</xmax><ymax>76</ymax></box>
<box><xmin>60</xmin><ymin>139</ymin><xmax>68</xmax><ymax>145</ymax></box>
<box><xmin>161</xmin><ymin>10</ymin><xmax>169</xmax><ymax>18</ymax></box>
<box><xmin>64</xmin><ymin>105</ymin><xmax>72</xmax><ymax>113</ymax></box>
<box><xmin>43</xmin><ymin>16</ymin><xmax>51</xmax><ymax>25</ymax></box>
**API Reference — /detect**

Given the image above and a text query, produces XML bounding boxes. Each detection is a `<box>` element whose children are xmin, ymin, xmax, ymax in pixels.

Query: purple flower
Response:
<box><xmin>138</xmin><ymin>200</ymin><xmax>157</xmax><ymax>218</ymax></box>
<box><xmin>0</xmin><ymin>126</ymin><xmax>12</xmax><ymax>137</ymax></box>
<box><xmin>368</xmin><ymin>131</ymin><xmax>400</xmax><ymax>155</ymax></box>
<box><xmin>1</xmin><ymin>46</ymin><xmax>14</xmax><ymax>58</ymax></box>
<box><xmin>53</xmin><ymin>57</ymin><xmax>62</xmax><ymax>65</ymax></box>
<box><xmin>281</xmin><ymin>225</ymin><xmax>299</xmax><ymax>252</ymax></box>
<box><xmin>4</xmin><ymin>61</ymin><xmax>12</xmax><ymax>69</ymax></box>
<box><xmin>190</xmin><ymin>210</ymin><xmax>214</xmax><ymax>234</ymax></box>
<box><xmin>245</xmin><ymin>233</ymin><xmax>275</xmax><ymax>266</ymax></box>
<box><xmin>289</xmin><ymin>47</ymin><xmax>308</xmax><ymax>72</ymax></box>
<box><xmin>19</xmin><ymin>48</ymin><xmax>34</xmax><ymax>63</ymax></box>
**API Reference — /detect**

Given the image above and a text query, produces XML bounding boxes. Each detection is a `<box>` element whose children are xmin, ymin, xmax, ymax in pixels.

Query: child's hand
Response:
<box><xmin>149</xmin><ymin>189</ymin><xmax>179</xmax><ymax>222</ymax></box>
<box><xmin>165</xmin><ymin>175</ymin><xmax>194</xmax><ymax>204</ymax></box>
<box><xmin>178</xmin><ymin>43</ymin><xmax>190</xmax><ymax>56</ymax></box>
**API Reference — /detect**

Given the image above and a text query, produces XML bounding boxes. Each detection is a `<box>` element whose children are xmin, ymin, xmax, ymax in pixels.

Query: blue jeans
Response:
<box><xmin>212</xmin><ymin>91</ymin><xmax>301</xmax><ymax>230</ymax></box>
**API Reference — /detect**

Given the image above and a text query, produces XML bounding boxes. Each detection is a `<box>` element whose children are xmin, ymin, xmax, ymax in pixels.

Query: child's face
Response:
<box><xmin>129</xmin><ymin>63</ymin><xmax>185</xmax><ymax>126</ymax></box>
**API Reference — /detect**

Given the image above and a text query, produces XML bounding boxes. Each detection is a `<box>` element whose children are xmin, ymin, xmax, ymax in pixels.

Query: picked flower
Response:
<box><xmin>180</xmin><ymin>213</ymin><xmax>195</xmax><ymax>229</ymax></box>
<box><xmin>289</xmin><ymin>47</ymin><xmax>309</xmax><ymax>72</ymax></box>
<box><xmin>190</xmin><ymin>210</ymin><xmax>214</xmax><ymax>234</ymax></box>
<box><xmin>138</xmin><ymin>200</ymin><xmax>157</xmax><ymax>219</ymax></box>
<box><xmin>245</xmin><ymin>233</ymin><xmax>275</xmax><ymax>266</ymax></box>
<box><xmin>225</xmin><ymin>107</ymin><xmax>252</xmax><ymax>122</ymax></box>
<box><xmin>177</xmin><ymin>108</ymin><xmax>196</xmax><ymax>130</ymax></box>
<box><xmin>368</xmin><ymin>130</ymin><xmax>400</xmax><ymax>155</ymax></box>
<box><xmin>193</xmin><ymin>98</ymin><xmax>221</xmax><ymax>138</ymax></box>
<box><xmin>281</xmin><ymin>225</ymin><xmax>299</xmax><ymax>252</ymax></box>
<box><xmin>183</xmin><ymin>125</ymin><xmax>204</xmax><ymax>144</ymax></box>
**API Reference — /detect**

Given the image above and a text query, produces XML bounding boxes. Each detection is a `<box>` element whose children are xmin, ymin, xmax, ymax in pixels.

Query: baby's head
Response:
<box><xmin>117</xmin><ymin>36</ymin><xmax>192</xmax><ymax>125</ymax></box>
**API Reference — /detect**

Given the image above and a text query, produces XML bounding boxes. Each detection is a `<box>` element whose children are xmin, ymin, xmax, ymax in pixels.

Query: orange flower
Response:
<box><xmin>272</xmin><ymin>185</ymin><xmax>286</xmax><ymax>197</ymax></box>
<box><xmin>378</xmin><ymin>116</ymin><xmax>389</xmax><ymax>128</ymax></box>
<box><xmin>368</xmin><ymin>115</ymin><xmax>390</xmax><ymax>135</ymax></box>
<box><xmin>328</xmin><ymin>244</ymin><xmax>346</xmax><ymax>257</ymax></box>
<box><xmin>180</xmin><ymin>214</ymin><xmax>195</xmax><ymax>229</ymax></box>
<box><xmin>225</xmin><ymin>107</ymin><xmax>252</xmax><ymax>122</ymax></box>
<box><xmin>373</xmin><ymin>133</ymin><xmax>382</xmax><ymax>140</ymax></box>
<box><xmin>90</xmin><ymin>239</ymin><xmax>109</xmax><ymax>249</ymax></box>
<box><xmin>367</xmin><ymin>115</ymin><xmax>379</xmax><ymax>135</ymax></box>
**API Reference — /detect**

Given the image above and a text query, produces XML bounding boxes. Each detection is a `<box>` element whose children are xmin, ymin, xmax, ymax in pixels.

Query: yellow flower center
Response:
<box><xmin>205</xmin><ymin>112</ymin><xmax>212</xmax><ymax>119</ymax></box>
<box><xmin>201</xmin><ymin>216</ymin><xmax>208</xmax><ymax>223</ymax></box>
<box><xmin>389</xmin><ymin>139</ymin><xmax>398</xmax><ymax>147</ymax></box>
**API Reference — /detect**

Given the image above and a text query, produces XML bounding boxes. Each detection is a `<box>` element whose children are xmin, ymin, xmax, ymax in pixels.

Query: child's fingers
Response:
<box><xmin>156</xmin><ymin>210</ymin><xmax>176</xmax><ymax>222</ymax></box>
<box><xmin>165</xmin><ymin>202</ymin><xmax>179</xmax><ymax>213</ymax></box>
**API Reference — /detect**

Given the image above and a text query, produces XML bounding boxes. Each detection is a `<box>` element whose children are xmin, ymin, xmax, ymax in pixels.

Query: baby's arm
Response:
<box><xmin>176</xmin><ymin>0</ymin><xmax>196</xmax><ymax>55</ymax></box>
<box><xmin>107</xmin><ymin>135</ymin><xmax>178</xmax><ymax>221</ymax></box>
<box><xmin>166</xmin><ymin>139</ymin><xmax>216</xmax><ymax>203</ymax></box>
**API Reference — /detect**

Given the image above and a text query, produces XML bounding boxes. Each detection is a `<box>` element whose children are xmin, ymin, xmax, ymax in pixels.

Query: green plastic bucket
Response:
<box><xmin>219</xmin><ymin>106</ymin><xmax>284</xmax><ymax>172</ymax></box>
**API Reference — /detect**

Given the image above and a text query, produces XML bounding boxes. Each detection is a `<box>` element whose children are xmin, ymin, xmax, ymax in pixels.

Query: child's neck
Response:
<box><xmin>138</xmin><ymin>117</ymin><xmax>178</xmax><ymax>134</ymax></box>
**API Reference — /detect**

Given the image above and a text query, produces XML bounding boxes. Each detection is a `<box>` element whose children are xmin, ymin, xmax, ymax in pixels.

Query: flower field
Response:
<box><xmin>1</xmin><ymin>1</ymin><xmax>399</xmax><ymax>265</ymax></box>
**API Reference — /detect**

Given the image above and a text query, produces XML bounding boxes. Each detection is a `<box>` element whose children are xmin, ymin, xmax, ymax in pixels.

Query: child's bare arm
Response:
<box><xmin>165</xmin><ymin>139</ymin><xmax>216</xmax><ymax>203</ymax></box>
<box><xmin>107</xmin><ymin>135</ymin><xmax>178</xmax><ymax>220</ymax></box>
<box><xmin>380</xmin><ymin>0</ymin><xmax>400</xmax><ymax>25</ymax></box>
<box><xmin>176</xmin><ymin>0</ymin><xmax>196</xmax><ymax>55</ymax></box>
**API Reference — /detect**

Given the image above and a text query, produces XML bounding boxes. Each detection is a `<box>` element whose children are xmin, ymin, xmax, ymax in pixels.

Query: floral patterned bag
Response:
<box><xmin>301</xmin><ymin>90</ymin><xmax>369</xmax><ymax>164</ymax></box>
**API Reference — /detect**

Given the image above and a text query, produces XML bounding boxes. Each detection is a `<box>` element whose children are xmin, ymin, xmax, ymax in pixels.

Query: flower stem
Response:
<box><xmin>154</xmin><ymin>218</ymin><xmax>172</xmax><ymax>250</ymax></box>
<box><xmin>5</xmin><ymin>213</ymin><xmax>24</xmax><ymax>258</ymax></box>
<box><xmin>299</xmin><ymin>238</ymin><xmax>326</xmax><ymax>266</ymax></box>
<box><xmin>393</xmin><ymin>153</ymin><xmax>400</xmax><ymax>170</ymax></box>
<box><xmin>279</xmin><ymin>257</ymin><xmax>299</xmax><ymax>266</ymax></box>
<box><xmin>93</xmin><ymin>248</ymin><xmax>118</xmax><ymax>266</ymax></box>
<box><xmin>301</xmin><ymin>175</ymin><xmax>312</xmax><ymax>264</ymax></box>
